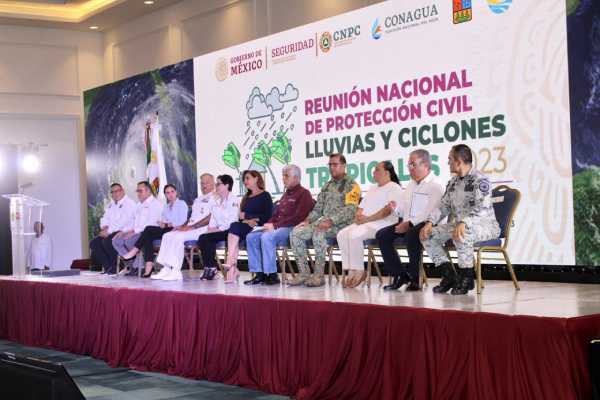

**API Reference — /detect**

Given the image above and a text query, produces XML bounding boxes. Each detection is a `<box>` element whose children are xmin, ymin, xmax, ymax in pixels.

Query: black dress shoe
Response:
<box><xmin>433</xmin><ymin>262</ymin><xmax>457</xmax><ymax>294</ymax></box>
<box><xmin>244</xmin><ymin>272</ymin><xmax>266</xmax><ymax>285</ymax></box>
<box><xmin>451</xmin><ymin>268</ymin><xmax>475</xmax><ymax>295</ymax></box>
<box><xmin>263</xmin><ymin>273</ymin><xmax>281</xmax><ymax>285</ymax></box>
<box><xmin>405</xmin><ymin>281</ymin><xmax>422</xmax><ymax>291</ymax></box>
<box><xmin>383</xmin><ymin>274</ymin><xmax>408</xmax><ymax>291</ymax></box>
<box><xmin>199</xmin><ymin>268</ymin><xmax>209</xmax><ymax>280</ymax></box>
<box><xmin>126</xmin><ymin>268</ymin><xmax>138</xmax><ymax>276</ymax></box>
<box><xmin>203</xmin><ymin>268</ymin><xmax>217</xmax><ymax>281</ymax></box>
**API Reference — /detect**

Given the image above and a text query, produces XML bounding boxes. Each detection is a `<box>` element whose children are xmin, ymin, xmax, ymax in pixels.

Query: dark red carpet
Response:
<box><xmin>0</xmin><ymin>280</ymin><xmax>598</xmax><ymax>399</ymax></box>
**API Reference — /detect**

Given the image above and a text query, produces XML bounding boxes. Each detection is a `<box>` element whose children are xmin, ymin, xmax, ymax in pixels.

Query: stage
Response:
<box><xmin>0</xmin><ymin>272</ymin><xmax>598</xmax><ymax>399</ymax></box>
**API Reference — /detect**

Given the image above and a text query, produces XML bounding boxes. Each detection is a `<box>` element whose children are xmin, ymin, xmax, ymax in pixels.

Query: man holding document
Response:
<box><xmin>376</xmin><ymin>149</ymin><xmax>443</xmax><ymax>291</ymax></box>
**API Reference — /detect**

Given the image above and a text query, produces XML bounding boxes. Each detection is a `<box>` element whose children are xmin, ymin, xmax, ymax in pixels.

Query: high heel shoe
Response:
<box><xmin>346</xmin><ymin>271</ymin><xmax>367</xmax><ymax>288</ymax></box>
<box><xmin>224</xmin><ymin>266</ymin><xmax>240</xmax><ymax>284</ymax></box>
<box><xmin>121</xmin><ymin>249</ymin><xmax>138</xmax><ymax>261</ymax></box>
<box><xmin>141</xmin><ymin>270</ymin><xmax>153</xmax><ymax>278</ymax></box>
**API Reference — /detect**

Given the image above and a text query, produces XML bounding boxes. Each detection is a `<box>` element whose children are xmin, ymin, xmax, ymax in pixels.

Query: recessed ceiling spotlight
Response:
<box><xmin>89</xmin><ymin>26</ymin><xmax>99</xmax><ymax>30</ymax></box>
<box><xmin>144</xmin><ymin>1</ymin><xmax>155</xmax><ymax>4</ymax></box>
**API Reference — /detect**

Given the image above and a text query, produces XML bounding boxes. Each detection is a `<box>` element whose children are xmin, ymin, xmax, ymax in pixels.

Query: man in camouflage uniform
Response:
<box><xmin>420</xmin><ymin>144</ymin><xmax>500</xmax><ymax>295</ymax></box>
<box><xmin>289</xmin><ymin>153</ymin><xmax>361</xmax><ymax>287</ymax></box>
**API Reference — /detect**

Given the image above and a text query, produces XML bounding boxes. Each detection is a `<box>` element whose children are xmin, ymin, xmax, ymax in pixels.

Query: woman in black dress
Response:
<box><xmin>223</xmin><ymin>170</ymin><xmax>273</xmax><ymax>283</ymax></box>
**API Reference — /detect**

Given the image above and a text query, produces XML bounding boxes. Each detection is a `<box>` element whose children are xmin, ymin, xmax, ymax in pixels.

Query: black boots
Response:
<box><xmin>451</xmin><ymin>268</ymin><xmax>475</xmax><ymax>295</ymax></box>
<box><xmin>433</xmin><ymin>262</ymin><xmax>457</xmax><ymax>294</ymax></box>
<box><xmin>405</xmin><ymin>279</ymin><xmax>421</xmax><ymax>291</ymax></box>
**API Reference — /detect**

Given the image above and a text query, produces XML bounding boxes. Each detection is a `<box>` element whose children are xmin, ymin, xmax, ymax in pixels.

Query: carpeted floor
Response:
<box><xmin>0</xmin><ymin>340</ymin><xmax>289</xmax><ymax>399</ymax></box>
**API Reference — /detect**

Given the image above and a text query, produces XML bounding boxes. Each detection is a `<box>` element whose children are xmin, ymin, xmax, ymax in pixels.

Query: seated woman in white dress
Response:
<box><xmin>337</xmin><ymin>161</ymin><xmax>403</xmax><ymax>288</ymax></box>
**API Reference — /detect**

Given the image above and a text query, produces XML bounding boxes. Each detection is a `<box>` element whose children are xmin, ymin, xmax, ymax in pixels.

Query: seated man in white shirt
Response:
<box><xmin>112</xmin><ymin>181</ymin><xmax>163</xmax><ymax>276</ymax></box>
<box><xmin>152</xmin><ymin>173</ymin><xmax>216</xmax><ymax>281</ymax></box>
<box><xmin>375</xmin><ymin>149</ymin><xmax>443</xmax><ymax>291</ymax></box>
<box><xmin>27</xmin><ymin>221</ymin><xmax>52</xmax><ymax>271</ymax></box>
<box><xmin>90</xmin><ymin>183</ymin><xmax>137</xmax><ymax>274</ymax></box>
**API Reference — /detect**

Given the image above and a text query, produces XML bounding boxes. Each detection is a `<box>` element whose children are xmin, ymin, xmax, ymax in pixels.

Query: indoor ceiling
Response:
<box><xmin>0</xmin><ymin>0</ymin><xmax>183</xmax><ymax>31</ymax></box>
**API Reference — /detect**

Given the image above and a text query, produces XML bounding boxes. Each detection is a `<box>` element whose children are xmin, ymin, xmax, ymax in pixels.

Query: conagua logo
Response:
<box><xmin>384</xmin><ymin>4</ymin><xmax>439</xmax><ymax>30</ymax></box>
<box><xmin>371</xmin><ymin>18</ymin><xmax>382</xmax><ymax>40</ymax></box>
<box><xmin>215</xmin><ymin>57</ymin><xmax>229</xmax><ymax>81</ymax></box>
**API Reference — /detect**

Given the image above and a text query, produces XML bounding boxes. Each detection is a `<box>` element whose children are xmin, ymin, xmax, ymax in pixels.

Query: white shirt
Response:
<box><xmin>161</xmin><ymin>199</ymin><xmax>189</xmax><ymax>228</ymax></box>
<box><xmin>100</xmin><ymin>195</ymin><xmax>137</xmax><ymax>234</ymax></box>
<box><xmin>27</xmin><ymin>233</ymin><xmax>52</xmax><ymax>269</ymax></box>
<box><xmin>133</xmin><ymin>195</ymin><xmax>164</xmax><ymax>234</ymax></box>
<box><xmin>208</xmin><ymin>193</ymin><xmax>240</xmax><ymax>231</ymax></box>
<box><xmin>395</xmin><ymin>172</ymin><xmax>444</xmax><ymax>225</ymax></box>
<box><xmin>189</xmin><ymin>192</ymin><xmax>217</xmax><ymax>224</ymax></box>
<box><xmin>359</xmin><ymin>181</ymin><xmax>404</xmax><ymax>230</ymax></box>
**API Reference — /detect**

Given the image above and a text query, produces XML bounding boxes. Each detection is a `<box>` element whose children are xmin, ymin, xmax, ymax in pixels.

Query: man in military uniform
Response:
<box><xmin>419</xmin><ymin>144</ymin><xmax>500</xmax><ymax>295</ymax></box>
<box><xmin>290</xmin><ymin>153</ymin><xmax>361</xmax><ymax>287</ymax></box>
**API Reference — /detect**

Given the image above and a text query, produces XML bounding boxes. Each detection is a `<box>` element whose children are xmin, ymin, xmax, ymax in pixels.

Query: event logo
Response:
<box><xmin>320</xmin><ymin>32</ymin><xmax>332</xmax><ymax>53</ymax></box>
<box><xmin>218</xmin><ymin>49</ymin><xmax>265</xmax><ymax>81</ymax></box>
<box><xmin>215</xmin><ymin>57</ymin><xmax>229</xmax><ymax>81</ymax></box>
<box><xmin>320</xmin><ymin>25</ymin><xmax>361</xmax><ymax>53</ymax></box>
<box><xmin>453</xmin><ymin>0</ymin><xmax>472</xmax><ymax>24</ymax></box>
<box><xmin>222</xmin><ymin>83</ymin><xmax>300</xmax><ymax>195</ymax></box>
<box><xmin>371</xmin><ymin>18</ymin><xmax>382</xmax><ymax>40</ymax></box>
<box><xmin>271</xmin><ymin>37</ymin><xmax>315</xmax><ymax>65</ymax></box>
<box><xmin>487</xmin><ymin>0</ymin><xmax>512</xmax><ymax>14</ymax></box>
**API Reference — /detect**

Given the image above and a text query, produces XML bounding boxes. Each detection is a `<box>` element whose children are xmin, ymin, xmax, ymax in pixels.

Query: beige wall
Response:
<box><xmin>0</xmin><ymin>24</ymin><xmax>103</xmax><ymax>261</ymax></box>
<box><xmin>103</xmin><ymin>0</ymin><xmax>384</xmax><ymax>83</ymax></box>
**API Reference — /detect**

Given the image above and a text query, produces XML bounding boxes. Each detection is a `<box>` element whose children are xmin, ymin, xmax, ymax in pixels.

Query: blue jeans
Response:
<box><xmin>246</xmin><ymin>227</ymin><xmax>292</xmax><ymax>274</ymax></box>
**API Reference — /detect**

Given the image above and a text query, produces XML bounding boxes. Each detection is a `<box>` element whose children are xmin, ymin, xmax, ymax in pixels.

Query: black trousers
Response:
<box><xmin>375</xmin><ymin>221</ymin><xmax>425</xmax><ymax>279</ymax></box>
<box><xmin>197</xmin><ymin>230</ymin><xmax>229</xmax><ymax>269</ymax></box>
<box><xmin>134</xmin><ymin>226</ymin><xmax>172</xmax><ymax>262</ymax></box>
<box><xmin>89</xmin><ymin>232</ymin><xmax>119</xmax><ymax>273</ymax></box>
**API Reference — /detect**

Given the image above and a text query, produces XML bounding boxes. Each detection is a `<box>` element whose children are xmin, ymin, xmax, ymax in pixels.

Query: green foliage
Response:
<box><xmin>87</xmin><ymin>201</ymin><xmax>106</xmax><ymax>241</ymax></box>
<box><xmin>83</xmin><ymin>87</ymin><xmax>101</xmax><ymax>121</ymax></box>
<box><xmin>566</xmin><ymin>0</ymin><xmax>581</xmax><ymax>16</ymax></box>
<box><xmin>252</xmin><ymin>141</ymin><xmax>271</xmax><ymax>167</ymax></box>
<box><xmin>573</xmin><ymin>167</ymin><xmax>600</xmax><ymax>266</ymax></box>
<box><xmin>222</xmin><ymin>142</ymin><xmax>241</xmax><ymax>170</ymax></box>
<box><xmin>269</xmin><ymin>131</ymin><xmax>291</xmax><ymax>164</ymax></box>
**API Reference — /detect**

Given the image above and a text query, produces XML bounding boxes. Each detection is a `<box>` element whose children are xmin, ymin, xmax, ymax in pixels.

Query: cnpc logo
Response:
<box><xmin>319</xmin><ymin>25</ymin><xmax>361</xmax><ymax>53</ymax></box>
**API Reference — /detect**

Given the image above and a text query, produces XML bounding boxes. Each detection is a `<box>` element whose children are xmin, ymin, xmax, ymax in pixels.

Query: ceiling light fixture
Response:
<box><xmin>89</xmin><ymin>25</ymin><xmax>99</xmax><ymax>30</ymax></box>
<box><xmin>144</xmin><ymin>1</ymin><xmax>155</xmax><ymax>4</ymax></box>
